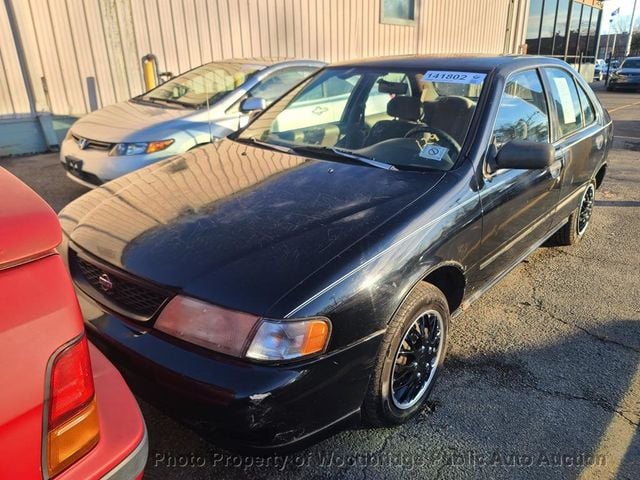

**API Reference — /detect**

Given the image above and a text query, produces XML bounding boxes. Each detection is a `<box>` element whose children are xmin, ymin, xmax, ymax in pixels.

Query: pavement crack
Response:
<box><xmin>519</xmin><ymin>264</ymin><xmax>640</xmax><ymax>354</ymax></box>
<box><xmin>530</xmin><ymin>296</ymin><xmax>640</xmax><ymax>354</ymax></box>
<box><xmin>523</xmin><ymin>383</ymin><xmax>639</xmax><ymax>428</ymax></box>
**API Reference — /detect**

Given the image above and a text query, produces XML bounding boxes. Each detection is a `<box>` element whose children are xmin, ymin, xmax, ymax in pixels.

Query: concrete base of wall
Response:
<box><xmin>0</xmin><ymin>114</ymin><xmax>77</xmax><ymax>157</ymax></box>
<box><xmin>572</xmin><ymin>63</ymin><xmax>595</xmax><ymax>83</ymax></box>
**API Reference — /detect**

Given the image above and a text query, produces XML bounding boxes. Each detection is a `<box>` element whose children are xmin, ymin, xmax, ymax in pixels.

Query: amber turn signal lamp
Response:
<box><xmin>46</xmin><ymin>336</ymin><xmax>100</xmax><ymax>477</ymax></box>
<box><xmin>301</xmin><ymin>320</ymin><xmax>331</xmax><ymax>356</ymax></box>
<box><xmin>47</xmin><ymin>398</ymin><xmax>100</xmax><ymax>477</ymax></box>
<box><xmin>146</xmin><ymin>139</ymin><xmax>174</xmax><ymax>153</ymax></box>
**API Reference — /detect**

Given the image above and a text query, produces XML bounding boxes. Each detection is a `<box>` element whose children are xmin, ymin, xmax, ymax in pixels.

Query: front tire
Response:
<box><xmin>552</xmin><ymin>182</ymin><xmax>596</xmax><ymax>246</ymax></box>
<box><xmin>363</xmin><ymin>282</ymin><xmax>449</xmax><ymax>426</ymax></box>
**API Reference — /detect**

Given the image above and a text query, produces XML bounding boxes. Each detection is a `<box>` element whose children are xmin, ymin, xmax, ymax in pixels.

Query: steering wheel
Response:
<box><xmin>403</xmin><ymin>125</ymin><xmax>461</xmax><ymax>157</ymax></box>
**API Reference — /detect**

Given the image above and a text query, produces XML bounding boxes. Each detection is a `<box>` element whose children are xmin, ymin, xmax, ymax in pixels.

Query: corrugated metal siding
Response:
<box><xmin>0</xmin><ymin>0</ymin><xmax>528</xmax><ymax>120</ymax></box>
<box><xmin>0</xmin><ymin>0</ymin><xmax>31</xmax><ymax>118</ymax></box>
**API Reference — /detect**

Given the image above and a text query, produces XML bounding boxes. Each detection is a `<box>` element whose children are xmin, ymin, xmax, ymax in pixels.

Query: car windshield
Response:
<box><xmin>621</xmin><ymin>59</ymin><xmax>640</xmax><ymax>69</ymax></box>
<box><xmin>140</xmin><ymin>62</ymin><xmax>263</xmax><ymax>108</ymax></box>
<box><xmin>238</xmin><ymin>66</ymin><xmax>486</xmax><ymax>171</ymax></box>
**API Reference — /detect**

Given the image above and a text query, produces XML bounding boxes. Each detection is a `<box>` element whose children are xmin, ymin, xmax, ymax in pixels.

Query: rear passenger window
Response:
<box><xmin>543</xmin><ymin>68</ymin><xmax>584</xmax><ymax>137</ymax></box>
<box><xmin>576</xmin><ymin>84</ymin><xmax>596</xmax><ymax>126</ymax></box>
<box><xmin>493</xmin><ymin>70</ymin><xmax>549</xmax><ymax>148</ymax></box>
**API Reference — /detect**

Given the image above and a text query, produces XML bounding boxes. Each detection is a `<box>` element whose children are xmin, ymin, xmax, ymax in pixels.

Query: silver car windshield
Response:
<box><xmin>239</xmin><ymin>67</ymin><xmax>485</xmax><ymax>171</ymax></box>
<box><xmin>621</xmin><ymin>59</ymin><xmax>640</xmax><ymax>69</ymax></box>
<box><xmin>141</xmin><ymin>62</ymin><xmax>263</xmax><ymax>108</ymax></box>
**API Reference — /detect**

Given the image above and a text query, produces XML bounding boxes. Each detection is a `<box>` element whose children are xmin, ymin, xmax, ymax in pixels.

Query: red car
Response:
<box><xmin>0</xmin><ymin>168</ymin><xmax>147</xmax><ymax>479</ymax></box>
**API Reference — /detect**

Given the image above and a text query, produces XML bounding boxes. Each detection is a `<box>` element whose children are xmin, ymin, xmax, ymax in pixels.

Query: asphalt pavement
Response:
<box><xmin>1</xmin><ymin>84</ymin><xmax>638</xmax><ymax>480</ymax></box>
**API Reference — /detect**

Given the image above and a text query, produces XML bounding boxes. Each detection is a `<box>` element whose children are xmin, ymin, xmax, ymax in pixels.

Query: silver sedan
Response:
<box><xmin>60</xmin><ymin>58</ymin><xmax>324</xmax><ymax>187</ymax></box>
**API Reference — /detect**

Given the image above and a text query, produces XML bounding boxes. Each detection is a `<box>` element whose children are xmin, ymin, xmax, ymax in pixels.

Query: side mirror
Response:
<box><xmin>493</xmin><ymin>140</ymin><xmax>554</xmax><ymax>171</ymax></box>
<box><xmin>239</xmin><ymin>97</ymin><xmax>267</xmax><ymax>114</ymax></box>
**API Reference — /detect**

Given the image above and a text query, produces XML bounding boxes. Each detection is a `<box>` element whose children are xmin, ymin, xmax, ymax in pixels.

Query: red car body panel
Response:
<box><xmin>58</xmin><ymin>345</ymin><xmax>146</xmax><ymax>480</ymax></box>
<box><xmin>0</xmin><ymin>168</ymin><xmax>147</xmax><ymax>480</ymax></box>
<box><xmin>0</xmin><ymin>167</ymin><xmax>61</xmax><ymax>267</ymax></box>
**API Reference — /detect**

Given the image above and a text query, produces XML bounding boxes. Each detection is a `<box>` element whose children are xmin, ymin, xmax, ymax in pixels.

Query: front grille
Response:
<box><xmin>71</xmin><ymin>133</ymin><xmax>114</xmax><ymax>151</ymax></box>
<box><xmin>72</xmin><ymin>251</ymin><xmax>170</xmax><ymax>320</ymax></box>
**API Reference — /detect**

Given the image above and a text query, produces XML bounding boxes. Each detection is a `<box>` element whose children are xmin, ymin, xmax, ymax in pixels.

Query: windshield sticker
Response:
<box><xmin>419</xmin><ymin>144</ymin><xmax>448</xmax><ymax>161</ymax></box>
<box><xmin>423</xmin><ymin>70</ymin><xmax>486</xmax><ymax>84</ymax></box>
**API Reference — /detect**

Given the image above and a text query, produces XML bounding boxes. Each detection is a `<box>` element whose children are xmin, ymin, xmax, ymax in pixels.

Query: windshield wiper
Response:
<box><xmin>293</xmin><ymin>145</ymin><xmax>397</xmax><ymax>170</ymax></box>
<box><xmin>237</xmin><ymin>137</ymin><xmax>295</xmax><ymax>154</ymax></box>
<box><xmin>146</xmin><ymin>96</ymin><xmax>193</xmax><ymax>108</ymax></box>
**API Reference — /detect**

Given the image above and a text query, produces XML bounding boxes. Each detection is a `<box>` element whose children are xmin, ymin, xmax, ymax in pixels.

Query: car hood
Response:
<box><xmin>617</xmin><ymin>68</ymin><xmax>640</xmax><ymax>75</ymax></box>
<box><xmin>60</xmin><ymin>139</ymin><xmax>444</xmax><ymax>315</ymax></box>
<box><xmin>70</xmin><ymin>100</ymin><xmax>193</xmax><ymax>143</ymax></box>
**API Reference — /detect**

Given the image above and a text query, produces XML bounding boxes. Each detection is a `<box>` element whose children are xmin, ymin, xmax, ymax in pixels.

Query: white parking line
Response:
<box><xmin>608</xmin><ymin>100</ymin><xmax>640</xmax><ymax>113</ymax></box>
<box><xmin>614</xmin><ymin>135</ymin><xmax>640</xmax><ymax>141</ymax></box>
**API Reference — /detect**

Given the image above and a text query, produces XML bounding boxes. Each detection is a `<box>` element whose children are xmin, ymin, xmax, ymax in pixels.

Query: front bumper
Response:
<box><xmin>59</xmin><ymin>137</ymin><xmax>181</xmax><ymax>187</ymax></box>
<box><xmin>76</xmin><ymin>289</ymin><xmax>380</xmax><ymax>451</ymax></box>
<box><xmin>609</xmin><ymin>76</ymin><xmax>640</xmax><ymax>88</ymax></box>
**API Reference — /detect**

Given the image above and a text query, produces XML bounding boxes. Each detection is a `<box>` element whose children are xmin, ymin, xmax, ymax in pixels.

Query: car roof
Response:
<box><xmin>216</xmin><ymin>57</ymin><xmax>325</xmax><ymax>68</ymax></box>
<box><xmin>327</xmin><ymin>54</ymin><xmax>570</xmax><ymax>75</ymax></box>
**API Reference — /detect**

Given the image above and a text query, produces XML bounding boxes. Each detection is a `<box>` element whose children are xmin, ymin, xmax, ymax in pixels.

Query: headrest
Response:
<box><xmin>387</xmin><ymin>96</ymin><xmax>421</xmax><ymax>121</ymax></box>
<box><xmin>423</xmin><ymin>95</ymin><xmax>475</xmax><ymax>122</ymax></box>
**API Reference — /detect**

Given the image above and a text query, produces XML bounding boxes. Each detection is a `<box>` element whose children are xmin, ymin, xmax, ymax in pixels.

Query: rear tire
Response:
<box><xmin>606</xmin><ymin>85</ymin><xmax>615</xmax><ymax>92</ymax></box>
<box><xmin>552</xmin><ymin>182</ymin><xmax>596</xmax><ymax>246</ymax></box>
<box><xmin>363</xmin><ymin>282</ymin><xmax>449</xmax><ymax>426</ymax></box>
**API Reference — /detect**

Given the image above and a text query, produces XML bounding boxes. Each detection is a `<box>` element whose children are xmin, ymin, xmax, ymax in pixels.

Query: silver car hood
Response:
<box><xmin>71</xmin><ymin>100</ymin><xmax>195</xmax><ymax>143</ymax></box>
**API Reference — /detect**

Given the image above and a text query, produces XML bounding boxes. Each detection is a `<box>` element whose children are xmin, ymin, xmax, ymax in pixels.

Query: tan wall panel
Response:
<box><xmin>0</xmin><ymin>0</ymin><xmax>30</xmax><ymax>116</ymax></box>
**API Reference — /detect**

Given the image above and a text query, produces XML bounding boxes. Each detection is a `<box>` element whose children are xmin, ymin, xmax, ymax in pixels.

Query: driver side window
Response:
<box><xmin>493</xmin><ymin>70</ymin><xmax>550</xmax><ymax>149</ymax></box>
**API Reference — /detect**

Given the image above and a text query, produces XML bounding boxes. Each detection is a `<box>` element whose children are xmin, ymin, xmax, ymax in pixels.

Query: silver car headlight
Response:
<box><xmin>109</xmin><ymin>139</ymin><xmax>174</xmax><ymax>156</ymax></box>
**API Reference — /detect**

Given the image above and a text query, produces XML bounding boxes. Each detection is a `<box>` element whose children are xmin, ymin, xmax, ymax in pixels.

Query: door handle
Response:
<box><xmin>548</xmin><ymin>157</ymin><xmax>563</xmax><ymax>179</ymax></box>
<box><xmin>312</xmin><ymin>106</ymin><xmax>328</xmax><ymax>115</ymax></box>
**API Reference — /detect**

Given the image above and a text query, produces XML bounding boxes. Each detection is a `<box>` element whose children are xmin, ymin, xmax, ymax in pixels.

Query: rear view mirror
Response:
<box><xmin>378</xmin><ymin>80</ymin><xmax>408</xmax><ymax>95</ymax></box>
<box><xmin>239</xmin><ymin>97</ymin><xmax>267</xmax><ymax>114</ymax></box>
<box><xmin>494</xmin><ymin>140</ymin><xmax>554</xmax><ymax>171</ymax></box>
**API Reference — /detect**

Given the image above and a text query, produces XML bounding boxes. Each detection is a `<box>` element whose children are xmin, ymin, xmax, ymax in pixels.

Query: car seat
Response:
<box><xmin>364</xmin><ymin>96</ymin><xmax>421</xmax><ymax>146</ymax></box>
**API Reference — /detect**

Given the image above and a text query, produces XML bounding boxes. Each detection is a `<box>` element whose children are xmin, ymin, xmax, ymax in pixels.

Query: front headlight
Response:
<box><xmin>155</xmin><ymin>295</ymin><xmax>331</xmax><ymax>361</ymax></box>
<box><xmin>245</xmin><ymin>318</ymin><xmax>331</xmax><ymax>361</ymax></box>
<box><xmin>109</xmin><ymin>139</ymin><xmax>174</xmax><ymax>156</ymax></box>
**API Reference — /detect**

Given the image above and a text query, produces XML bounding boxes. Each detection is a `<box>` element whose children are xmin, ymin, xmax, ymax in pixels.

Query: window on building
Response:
<box><xmin>553</xmin><ymin>0</ymin><xmax>570</xmax><ymax>56</ymax></box>
<box><xmin>539</xmin><ymin>0</ymin><xmax>558</xmax><ymax>55</ymax></box>
<box><xmin>566</xmin><ymin>1</ymin><xmax>583</xmax><ymax>61</ymax></box>
<box><xmin>493</xmin><ymin>70</ymin><xmax>550</xmax><ymax>148</ymax></box>
<box><xmin>526</xmin><ymin>0</ymin><xmax>544</xmax><ymax>54</ymax></box>
<box><xmin>380</xmin><ymin>0</ymin><xmax>415</xmax><ymax>25</ymax></box>
<box><xmin>579</xmin><ymin>6</ymin><xmax>593</xmax><ymax>56</ymax></box>
<box><xmin>587</xmin><ymin>8</ymin><xmax>600</xmax><ymax>57</ymax></box>
<box><xmin>543</xmin><ymin>68</ymin><xmax>583</xmax><ymax>138</ymax></box>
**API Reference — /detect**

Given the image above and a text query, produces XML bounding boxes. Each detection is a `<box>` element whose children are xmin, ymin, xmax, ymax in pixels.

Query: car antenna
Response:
<box><xmin>205</xmin><ymin>70</ymin><xmax>214</xmax><ymax>144</ymax></box>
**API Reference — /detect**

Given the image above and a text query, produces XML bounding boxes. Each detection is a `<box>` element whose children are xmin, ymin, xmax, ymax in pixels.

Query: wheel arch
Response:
<box><xmin>421</xmin><ymin>262</ymin><xmax>467</xmax><ymax>315</ymax></box>
<box><xmin>594</xmin><ymin>162</ymin><xmax>607</xmax><ymax>189</ymax></box>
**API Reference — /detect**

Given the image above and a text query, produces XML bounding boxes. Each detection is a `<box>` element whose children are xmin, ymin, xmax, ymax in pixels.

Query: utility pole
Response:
<box><xmin>625</xmin><ymin>0</ymin><xmax>639</xmax><ymax>57</ymax></box>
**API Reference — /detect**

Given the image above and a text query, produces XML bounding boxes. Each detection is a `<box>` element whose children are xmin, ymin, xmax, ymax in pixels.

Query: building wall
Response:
<box><xmin>0</xmin><ymin>0</ymin><xmax>529</xmax><ymax>155</ymax></box>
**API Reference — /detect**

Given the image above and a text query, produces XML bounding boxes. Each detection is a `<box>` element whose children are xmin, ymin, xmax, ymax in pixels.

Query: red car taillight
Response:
<box><xmin>46</xmin><ymin>336</ymin><xmax>100</xmax><ymax>477</ymax></box>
